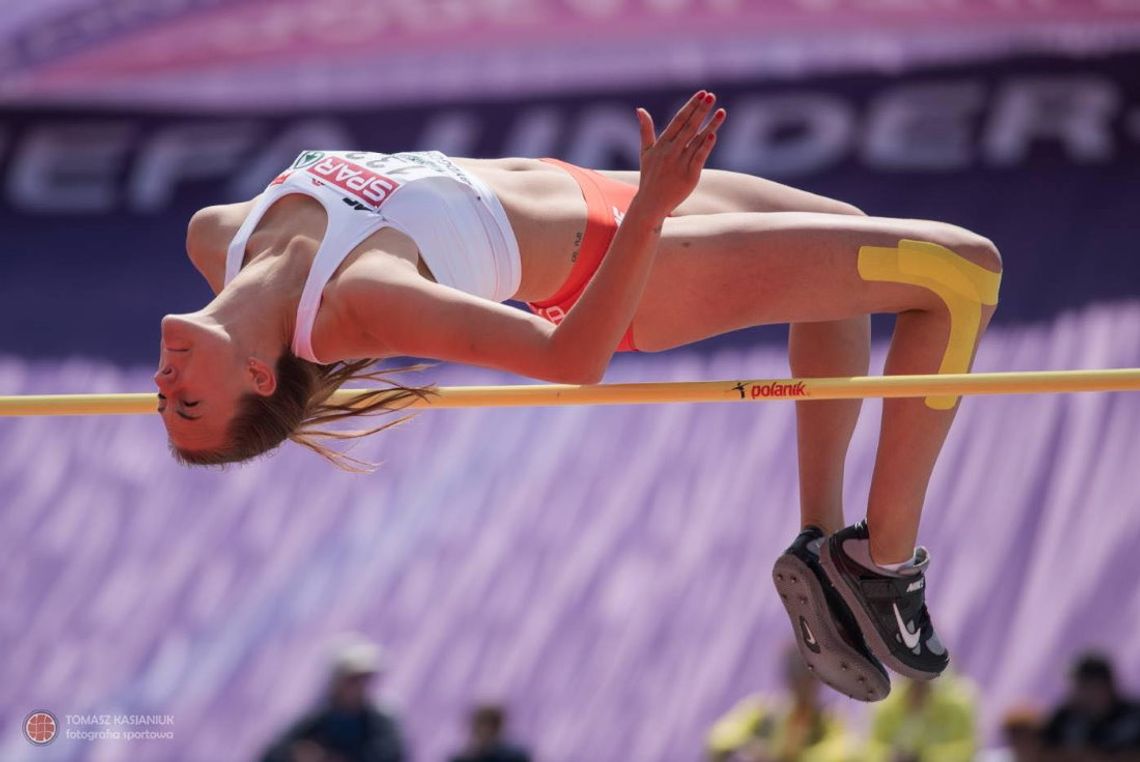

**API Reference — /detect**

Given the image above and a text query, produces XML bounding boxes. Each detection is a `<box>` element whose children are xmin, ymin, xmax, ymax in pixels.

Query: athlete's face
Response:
<box><xmin>155</xmin><ymin>314</ymin><xmax>271</xmax><ymax>451</ymax></box>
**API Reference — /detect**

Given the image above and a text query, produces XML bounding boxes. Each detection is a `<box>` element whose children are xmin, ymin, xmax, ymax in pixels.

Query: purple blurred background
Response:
<box><xmin>1</xmin><ymin>2</ymin><xmax>1139</xmax><ymax>761</ymax></box>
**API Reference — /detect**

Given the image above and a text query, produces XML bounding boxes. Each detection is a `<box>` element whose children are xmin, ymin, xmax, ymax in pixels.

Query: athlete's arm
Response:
<box><xmin>339</xmin><ymin>270</ymin><xmax>586</xmax><ymax>382</ymax></box>
<box><xmin>545</xmin><ymin>90</ymin><xmax>723</xmax><ymax>379</ymax></box>
<box><xmin>346</xmin><ymin>93</ymin><xmax>724</xmax><ymax>383</ymax></box>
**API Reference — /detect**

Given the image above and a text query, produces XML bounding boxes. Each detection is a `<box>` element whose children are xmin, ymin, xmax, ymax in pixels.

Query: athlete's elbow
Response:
<box><xmin>572</xmin><ymin>364</ymin><xmax>606</xmax><ymax>385</ymax></box>
<box><xmin>543</xmin><ymin>330</ymin><xmax>607</xmax><ymax>384</ymax></box>
<box><xmin>544</xmin><ymin>348</ymin><xmax>605</xmax><ymax>385</ymax></box>
<box><xmin>549</xmin><ymin>360</ymin><xmax>604</xmax><ymax>385</ymax></box>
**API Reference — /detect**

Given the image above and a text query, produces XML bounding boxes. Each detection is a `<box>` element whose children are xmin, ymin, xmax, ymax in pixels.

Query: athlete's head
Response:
<box><xmin>157</xmin><ymin>312</ymin><xmax>431</xmax><ymax>469</ymax></box>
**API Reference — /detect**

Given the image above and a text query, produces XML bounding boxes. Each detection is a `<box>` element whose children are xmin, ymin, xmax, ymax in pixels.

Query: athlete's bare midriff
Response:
<box><xmin>451</xmin><ymin>157</ymin><xmax>594</xmax><ymax>301</ymax></box>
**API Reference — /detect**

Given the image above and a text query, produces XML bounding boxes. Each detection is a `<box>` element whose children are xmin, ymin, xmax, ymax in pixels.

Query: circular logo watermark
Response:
<box><xmin>24</xmin><ymin>711</ymin><xmax>58</xmax><ymax>745</ymax></box>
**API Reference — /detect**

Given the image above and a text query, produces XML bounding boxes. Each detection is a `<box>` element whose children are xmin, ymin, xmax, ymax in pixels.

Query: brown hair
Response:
<box><xmin>172</xmin><ymin>352</ymin><xmax>434</xmax><ymax>471</ymax></box>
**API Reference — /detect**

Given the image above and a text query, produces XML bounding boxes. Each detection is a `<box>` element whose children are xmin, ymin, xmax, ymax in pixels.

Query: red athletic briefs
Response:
<box><xmin>525</xmin><ymin>158</ymin><xmax>641</xmax><ymax>352</ymax></box>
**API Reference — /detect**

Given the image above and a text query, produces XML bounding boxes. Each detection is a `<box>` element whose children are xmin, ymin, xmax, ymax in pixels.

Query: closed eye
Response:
<box><xmin>155</xmin><ymin>394</ymin><xmax>201</xmax><ymax>420</ymax></box>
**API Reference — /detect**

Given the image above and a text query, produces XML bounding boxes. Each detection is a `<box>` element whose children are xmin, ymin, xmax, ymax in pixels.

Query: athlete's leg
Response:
<box><xmin>790</xmin><ymin>317</ymin><xmax>870</xmax><ymax>534</ymax></box>
<box><xmin>631</xmin><ymin>211</ymin><xmax>1002</xmax><ymax>563</ymax></box>
<box><xmin>601</xmin><ymin>168</ymin><xmax>872</xmax><ymax>535</ymax></box>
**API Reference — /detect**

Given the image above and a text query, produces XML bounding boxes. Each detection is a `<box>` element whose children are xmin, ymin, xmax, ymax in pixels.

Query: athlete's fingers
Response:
<box><xmin>660</xmin><ymin>91</ymin><xmax>702</xmax><ymax>142</ymax></box>
<box><xmin>661</xmin><ymin>90</ymin><xmax>708</xmax><ymax>142</ymax></box>
<box><xmin>636</xmin><ymin>108</ymin><xmax>656</xmax><ymax>153</ymax></box>
<box><xmin>673</xmin><ymin>92</ymin><xmax>714</xmax><ymax>146</ymax></box>
<box><xmin>690</xmin><ymin>131</ymin><xmax>717</xmax><ymax>171</ymax></box>
<box><xmin>687</xmin><ymin>107</ymin><xmax>726</xmax><ymax>153</ymax></box>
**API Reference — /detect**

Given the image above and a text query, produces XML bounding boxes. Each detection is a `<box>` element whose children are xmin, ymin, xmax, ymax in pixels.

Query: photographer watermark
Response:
<box><xmin>23</xmin><ymin>711</ymin><xmax>58</xmax><ymax>745</ymax></box>
<box><xmin>24</xmin><ymin>710</ymin><xmax>175</xmax><ymax>745</ymax></box>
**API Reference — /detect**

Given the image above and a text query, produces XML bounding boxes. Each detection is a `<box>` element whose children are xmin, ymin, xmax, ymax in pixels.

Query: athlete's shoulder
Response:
<box><xmin>186</xmin><ymin>198</ymin><xmax>258</xmax><ymax>292</ymax></box>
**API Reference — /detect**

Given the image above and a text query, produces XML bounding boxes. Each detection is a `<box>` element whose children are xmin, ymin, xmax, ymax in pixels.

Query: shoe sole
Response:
<box><xmin>819</xmin><ymin>540</ymin><xmax>947</xmax><ymax>682</ymax></box>
<box><xmin>772</xmin><ymin>553</ymin><xmax>891</xmax><ymax>702</ymax></box>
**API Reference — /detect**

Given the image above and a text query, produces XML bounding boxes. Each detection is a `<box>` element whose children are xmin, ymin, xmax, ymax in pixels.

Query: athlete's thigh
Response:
<box><xmin>595</xmin><ymin>168</ymin><xmax>863</xmax><ymax>216</ymax></box>
<box><xmin>629</xmin><ymin>212</ymin><xmax>977</xmax><ymax>352</ymax></box>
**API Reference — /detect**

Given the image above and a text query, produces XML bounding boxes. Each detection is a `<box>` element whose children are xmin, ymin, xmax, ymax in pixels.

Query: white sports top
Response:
<box><xmin>224</xmin><ymin>150</ymin><xmax>522</xmax><ymax>364</ymax></box>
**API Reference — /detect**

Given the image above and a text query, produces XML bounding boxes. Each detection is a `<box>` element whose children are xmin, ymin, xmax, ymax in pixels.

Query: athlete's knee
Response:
<box><xmin>965</xmin><ymin>236</ymin><xmax>1002</xmax><ymax>325</ymax></box>
<box><xmin>956</xmin><ymin>231</ymin><xmax>1002</xmax><ymax>277</ymax></box>
<box><xmin>856</xmin><ymin>225</ymin><xmax>1002</xmax><ymax>409</ymax></box>
<box><xmin>917</xmin><ymin>221</ymin><xmax>1002</xmax><ymax>274</ymax></box>
<box><xmin>932</xmin><ymin>227</ymin><xmax>1003</xmax><ymax>317</ymax></box>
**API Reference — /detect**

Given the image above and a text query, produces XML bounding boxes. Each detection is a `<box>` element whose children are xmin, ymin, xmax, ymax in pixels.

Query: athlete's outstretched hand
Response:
<box><xmin>633</xmin><ymin>91</ymin><xmax>725</xmax><ymax>219</ymax></box>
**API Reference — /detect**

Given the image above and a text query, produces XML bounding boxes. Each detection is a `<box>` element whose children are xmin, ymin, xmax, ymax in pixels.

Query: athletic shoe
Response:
<box><xmin>772</xmin><ymin>526</ymin><xmax>891</xmax><ymax>701</ymax></box>
<box><xmin>819</xmin><ymin>520</ymin><xmax>950</xmax><ymax>681</ymax></box>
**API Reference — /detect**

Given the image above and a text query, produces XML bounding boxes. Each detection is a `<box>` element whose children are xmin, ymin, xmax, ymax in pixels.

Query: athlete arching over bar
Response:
<box><xmin>158</xmin><ymin>92</ymin><xmax>1002</xmax><ymax>701</ymax></box>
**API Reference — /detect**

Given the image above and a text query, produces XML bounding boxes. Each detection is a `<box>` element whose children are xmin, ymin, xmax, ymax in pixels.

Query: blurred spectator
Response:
<box><xmin>706</xmin><ymin>646</ymin><xmax>855</xmax><ymax>762</ymax></box>
<box><xmin>864</xmin><ymin>673</ymin><xmax>977</xmax><ymax>762</ymax></box>
<box><xmin>1001</xmin><ymin>707</ymin><xmax>1045</xmax><ymax>762</ymax></box>
<box><xmin>260</xmin><ymin>635</ymin><xmax>406</xmax><ymax>762</ymax></box>
<box><xmin>448</xmin><ymin>704</ymin><xmax>531</xmax><ymax>762</ymax></box>
<box><xmin>1041</xmin><ymin>651</ymin><xmax>1140</xmax><ymax>759</ymax></box>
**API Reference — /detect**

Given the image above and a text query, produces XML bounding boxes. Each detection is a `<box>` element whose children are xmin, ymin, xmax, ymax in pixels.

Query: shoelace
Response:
<box><xmin>898</xmin><ymin>580</ymin><xmax>935</xmax><ymax>640</ymax></box>
<box><xmin>915</xmin><ymin>606</ymin><xmax>936</xmax><ymax>639</ymax></box>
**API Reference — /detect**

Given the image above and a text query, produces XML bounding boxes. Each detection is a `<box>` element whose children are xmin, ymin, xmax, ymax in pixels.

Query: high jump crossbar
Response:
<box><xmin>1</xmin><ymin>368</ymin><xmax>1138</xmax><ymax>417</ymax></box>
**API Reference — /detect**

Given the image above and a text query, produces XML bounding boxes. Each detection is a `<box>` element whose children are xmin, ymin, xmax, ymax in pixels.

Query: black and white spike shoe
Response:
<box><xmin>820</xmin><ymin>520</ymin><xmax>950</xmax><ymax>681</ymax></box>
<box><xmin>773</xmin><ymin>526</ymin><xmax>891</xmax><ymax>701</ymax></box>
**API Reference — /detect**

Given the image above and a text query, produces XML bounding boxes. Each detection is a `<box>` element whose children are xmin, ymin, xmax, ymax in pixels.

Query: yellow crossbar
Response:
<box><xmin>0</xmin><ymin>369</ymin><xmax>1137</xmax><ymax>417</ymax></box>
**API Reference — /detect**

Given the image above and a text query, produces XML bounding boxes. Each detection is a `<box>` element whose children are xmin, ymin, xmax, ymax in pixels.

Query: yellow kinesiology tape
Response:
<box><xmin>858</xmin><ymin>239</ymin><xmax>1001</xmax><ymax>410</ymax></box>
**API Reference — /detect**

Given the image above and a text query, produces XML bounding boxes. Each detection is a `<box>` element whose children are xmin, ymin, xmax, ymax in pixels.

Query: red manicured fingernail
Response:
<box><xmin>696</xmin><ymin>90</ymin><xmax>706</xmax><ymax>99</ymax></box>
<box><xmin>705</xmin><ymin>93</ymin><xmax>715</xmax><ymax>104</ymax></box>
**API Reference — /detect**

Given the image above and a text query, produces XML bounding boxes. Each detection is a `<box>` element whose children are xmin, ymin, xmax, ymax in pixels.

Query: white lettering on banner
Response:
<box><xmin>1</xmin><ymin>72</ymin><xmax>1135</xmax><ymax>214</ymax></box>
<box><xmin>985</xmin><ymin>77</ymin><xmax>1119</xmax><ymax>165</ymax></box>
<box><xmin>566</xmin><ymin>106</ymin><xmax>642</xmax><ymax>170</ymax></box>
<box><xmin>229</xmin><ymin>119</ymin><xmax>354</xmax><ymax>200</ymax></box>
<box><xmin>7</xmin><ymin>123</ymin><xmax>133</xmax><ymax>213</ymax></box>
<box><xmin>129</xmin><ymin>122</ymin><xmax>261</xmax><ymax>212</ymax></box>
<box><xmin>416</xmin><ymin>112</ymin><xmax>480</xmax><ymax>156</ymax></box>
<box><xmin>504</xmin><ymin>108</ymin><xmax>562</xmax><ymax>159</ymax></box>
<box><xmin>864</xmin><ymin>82</ymin><xmax>984</xmax><ymax>170</ymax></box>
<box><xmin>721</xmin><ymin>94</ymin><xmax>854</xmax><ymax>178</ymax></box>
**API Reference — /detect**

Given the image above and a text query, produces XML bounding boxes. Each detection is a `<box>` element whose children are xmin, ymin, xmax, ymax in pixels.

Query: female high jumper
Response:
<box><xmin>157</xmin><ymin>92</ymin><xmax>1002</xmax><ymax>702</ymax></box>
